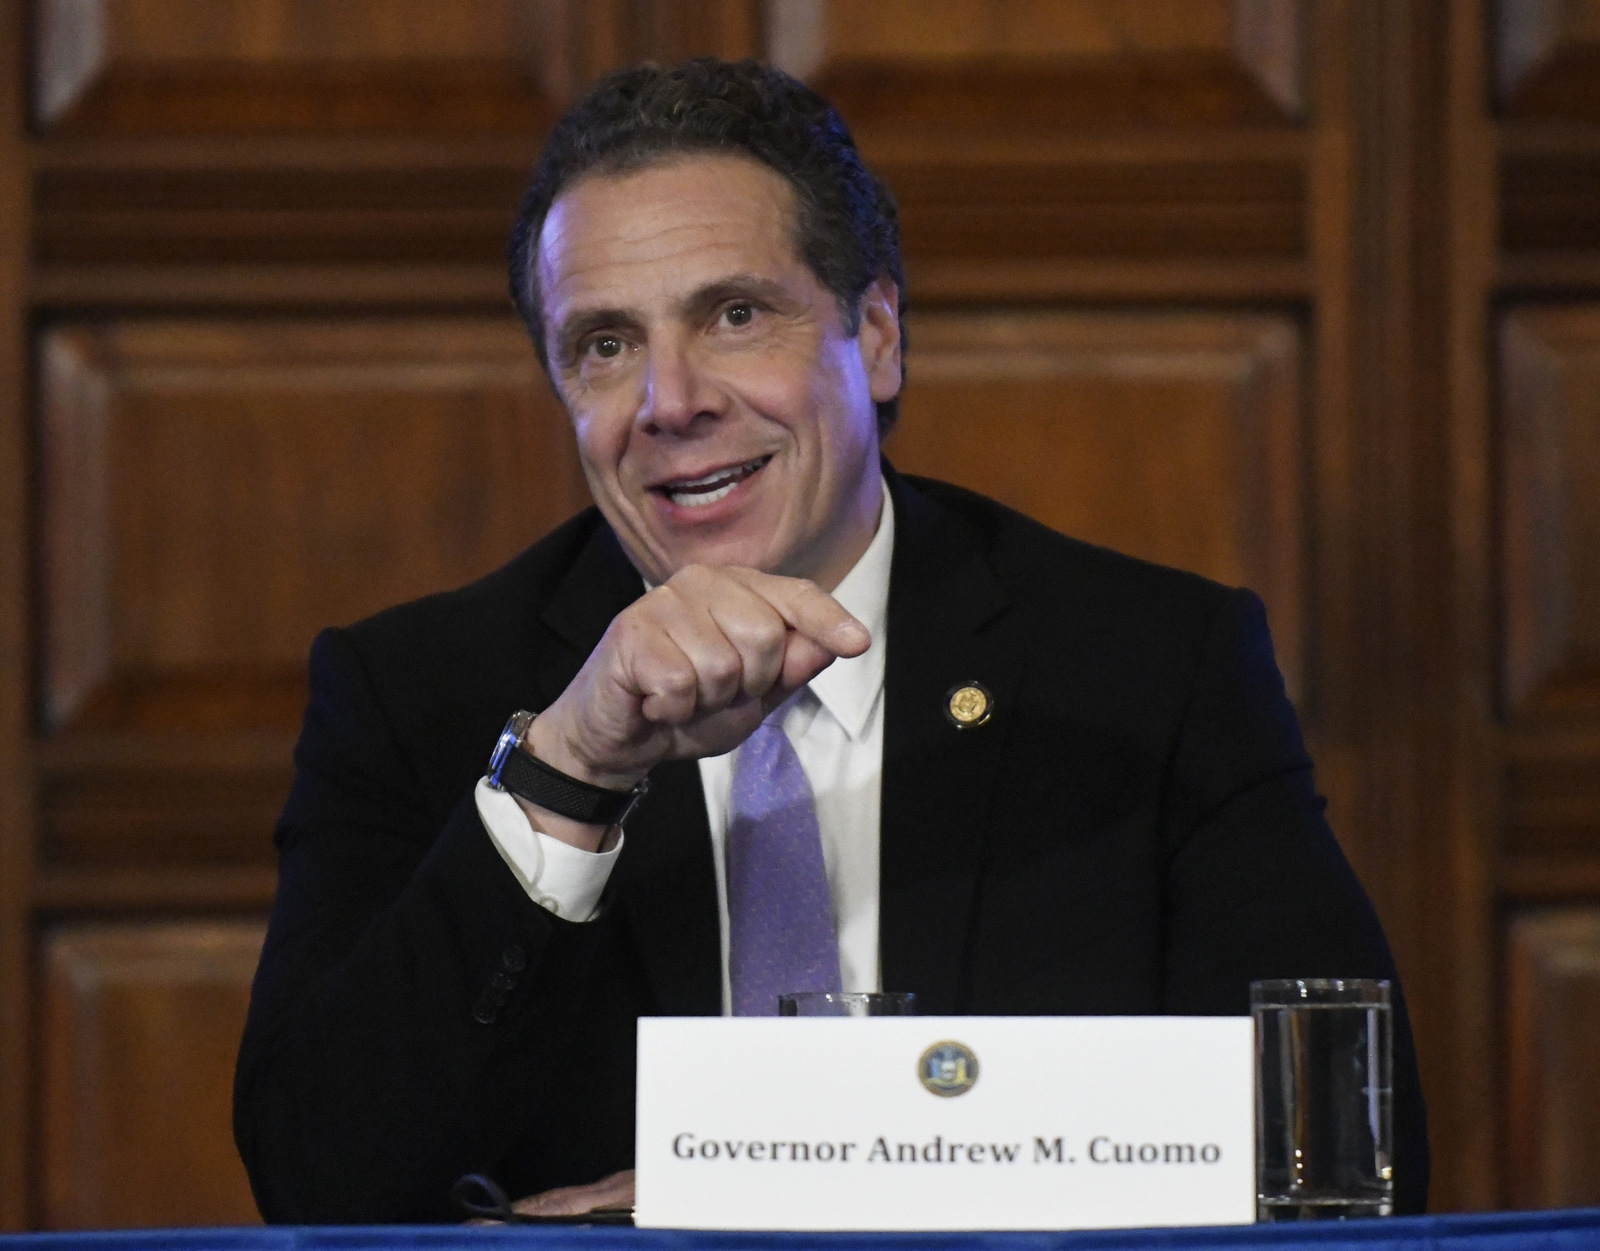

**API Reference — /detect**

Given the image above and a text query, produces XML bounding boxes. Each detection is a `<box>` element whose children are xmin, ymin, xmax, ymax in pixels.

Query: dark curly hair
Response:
<box><xmin>507</xmin><ymin>57</ymin><xmax>906</xmax><ymax>436</ymax></box>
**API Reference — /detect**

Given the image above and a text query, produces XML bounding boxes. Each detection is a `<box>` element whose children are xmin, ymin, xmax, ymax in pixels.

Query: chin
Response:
<box><xmin>646</xmin><ymin>518</ymin><xmax>786</xmax><ymax>574</ymax></box>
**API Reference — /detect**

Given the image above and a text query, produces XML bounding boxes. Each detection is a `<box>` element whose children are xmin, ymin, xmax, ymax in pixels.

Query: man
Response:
<box><xmin>235</xmin><ymin>58</ymin><xmax>1428</xmax><ymax>1223</ymax></box>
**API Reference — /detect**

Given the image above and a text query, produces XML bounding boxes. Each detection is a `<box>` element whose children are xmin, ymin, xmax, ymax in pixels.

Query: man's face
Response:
<box><xmin>536</xmin><ymin>154</ymin><xmax>902</xmax><ymax>590</ymax></box>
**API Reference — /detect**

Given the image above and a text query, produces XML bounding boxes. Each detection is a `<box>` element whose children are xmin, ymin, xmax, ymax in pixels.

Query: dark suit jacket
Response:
<box><xmin>234</xmin><ymin>469</ymin><xmax>1428</xmax><ymax>1223</ymax></box>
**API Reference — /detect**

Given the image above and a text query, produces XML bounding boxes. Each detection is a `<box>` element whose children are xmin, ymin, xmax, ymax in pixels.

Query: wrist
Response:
<box><xmin>522</xmin><ymin>710</ymin><xmax>646</xmax><ymax>792</ymax></box>
<box><xmin>485</xmin><ymin>710</ymin><xmax>649</xmax><ymax>830</ymax></box>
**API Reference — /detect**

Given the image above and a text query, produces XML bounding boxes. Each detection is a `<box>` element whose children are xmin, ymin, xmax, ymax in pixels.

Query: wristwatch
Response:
<box><xmin>485</xmin><ymin>710</ymin><xmax>649</xmax><ymax>826</ymax></box>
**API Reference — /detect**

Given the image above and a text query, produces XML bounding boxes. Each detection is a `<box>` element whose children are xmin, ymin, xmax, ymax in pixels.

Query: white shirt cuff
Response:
<box><xmin>474</xmin><ymin>777</ymin><xmax>622</xmax><ymax>922</ymax></box>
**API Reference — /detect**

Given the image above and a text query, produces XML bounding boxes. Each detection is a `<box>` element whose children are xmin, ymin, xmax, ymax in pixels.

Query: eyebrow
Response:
<box><xmin>681</xmin><ymin>274</ymin><xmax>796</xmax><ymax>322</ymax></box>
<box><xmin>552</xmin><ymin>273</ymin><xmax>799</xmax><ymax>363</ymax></box>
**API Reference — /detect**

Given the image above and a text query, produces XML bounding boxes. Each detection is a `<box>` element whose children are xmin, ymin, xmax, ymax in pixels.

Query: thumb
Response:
<box><xmin>765</xmin><ymin>631</ymin><xmax>840</xmax><ymax>708</ymax></box>
<box><xmin>737</xmin><ymin>570</ymin><xmax>870</xmax><ymax>659</ymax></box>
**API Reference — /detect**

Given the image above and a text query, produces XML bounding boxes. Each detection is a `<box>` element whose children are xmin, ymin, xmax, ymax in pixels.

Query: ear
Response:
<box><xmin>855</xmin><ymin>277</ymin><xmax>903</xmax><ymax>405</ymax></box>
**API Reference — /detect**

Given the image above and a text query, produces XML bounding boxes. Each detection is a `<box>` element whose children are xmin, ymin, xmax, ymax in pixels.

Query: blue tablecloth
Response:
<box><xmin>4</xmin><ymin>1210</ymin><xmax>1600</xmax><ymax>1251</ymax></box>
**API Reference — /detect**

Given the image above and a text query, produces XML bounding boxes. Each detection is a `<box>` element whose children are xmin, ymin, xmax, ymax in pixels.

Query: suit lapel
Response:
<box><xmin>879</xmin><ymin>472</ymin><xmax>1024</xmax><ymax>1013</ymax></box>
<box><xmin>535</xmin><ymin>524</ymin><xmax>722</xmax><ymax>1017</ymax></box>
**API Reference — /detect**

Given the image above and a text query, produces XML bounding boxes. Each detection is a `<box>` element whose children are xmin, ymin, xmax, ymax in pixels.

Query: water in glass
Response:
<box><xmin>1253</xmin><ymin>979</ymin><xmax>1393</xmax><ymax>1221</ymax></box>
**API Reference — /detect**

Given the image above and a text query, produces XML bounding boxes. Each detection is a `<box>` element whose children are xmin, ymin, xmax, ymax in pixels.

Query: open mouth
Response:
<box><xmin>654</xmin><ymin>455</ymin><xmax>772</xmax><ymax>508</ymax></box>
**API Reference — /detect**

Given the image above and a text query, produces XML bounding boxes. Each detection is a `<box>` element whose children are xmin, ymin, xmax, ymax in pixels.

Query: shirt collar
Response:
<box><xmin>804</xmin><ymin>479</ymin><xmax>893</xmax><ymax>742</ymax></box>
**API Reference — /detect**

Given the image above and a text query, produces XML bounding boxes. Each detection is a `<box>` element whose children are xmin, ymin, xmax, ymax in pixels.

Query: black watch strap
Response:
<box><xmin>486</xmin><ymin>712</ymin><xmax>648</xmax><ymax>826</ymax></box>
<box><xmin>497</xmin><ymin>747</ymin><xmax>647</xmax><ymax>826</ymax></box>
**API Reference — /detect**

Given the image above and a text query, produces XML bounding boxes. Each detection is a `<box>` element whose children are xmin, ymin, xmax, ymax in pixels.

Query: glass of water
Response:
<box><xmin>777</xmin><ymin>991</ymin><xmax>916</xmax><ymax>1016</ymax></box>
<box><xmin>1252</xmin><ymin>978</ymin><xmax>1393</xmax><ymax>1221</ymax></box>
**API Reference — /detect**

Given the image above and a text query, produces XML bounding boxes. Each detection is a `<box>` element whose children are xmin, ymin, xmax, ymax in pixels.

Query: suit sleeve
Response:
<box><xmin>233</xmin><ymin>629</ymin><xmax>640</xmax><ymax>1223</ymax></box>
<box><xmin>1157</xmin><ymin>589</ymin><xmax>1431</xmax><ymax>1215</ymax></box>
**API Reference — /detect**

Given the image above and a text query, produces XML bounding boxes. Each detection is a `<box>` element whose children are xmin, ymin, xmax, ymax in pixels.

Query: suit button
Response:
<box><xmin>472</xmin><ymin>999</ymin><xmax>498</xmax><ymax>1025</ymax></box>
<box><xmin>501</xmin><ymin>945</ymin><xmax>526</xmax><ymax>973</ymax></box>
<box><xmin>489</xmin><ymin>971</ymin><xmax>515</xmax><ymax>992</ymax></box>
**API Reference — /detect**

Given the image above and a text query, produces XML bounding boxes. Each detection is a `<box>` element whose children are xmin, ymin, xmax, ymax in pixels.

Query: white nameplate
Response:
<box><xmin>635</xmin><ymin>1016</ymin><xmax>1254</xmax><ymax>1231</ymax></box>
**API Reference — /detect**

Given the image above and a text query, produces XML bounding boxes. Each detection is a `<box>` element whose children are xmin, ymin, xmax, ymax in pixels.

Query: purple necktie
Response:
<box><xmin>726</xmin><ymin>698</ymin><xmax>842</xmax><ymax>1016</ymax></box>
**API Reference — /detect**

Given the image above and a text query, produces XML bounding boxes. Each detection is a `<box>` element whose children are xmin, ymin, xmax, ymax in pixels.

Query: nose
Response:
<box><xmin>637</xmin><ymin>334</ymin><xmax>722</xmax><ymax>435</ymax></box>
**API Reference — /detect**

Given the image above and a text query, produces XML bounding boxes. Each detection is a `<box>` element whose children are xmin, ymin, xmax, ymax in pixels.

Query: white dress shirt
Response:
<box><xmin>476</xmin><ymin>486</ymin><xmax>895</xmax><ymax>1015</ymax></box>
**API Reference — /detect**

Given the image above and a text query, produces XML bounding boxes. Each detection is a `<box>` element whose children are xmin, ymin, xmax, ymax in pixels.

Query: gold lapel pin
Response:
<box><xmin>944</xmin><ymin>681</ymin><xmax>993</xmax><ymax>728</ymax></box>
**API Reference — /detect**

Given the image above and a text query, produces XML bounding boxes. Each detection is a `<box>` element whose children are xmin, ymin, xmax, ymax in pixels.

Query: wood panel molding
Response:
<box><xmin>31</xmin><ymin>135</ymin><xmax>1309</xmax><ymax>292</ymax></box>
<box><xmin>33</xmin><ymin>865</ymin><xmax>278</xmax><ymax>912</ymax></box>
<box><xmin>1232</xmin><ymin>0</ymin><xmax>1304</xmax><ymax>120</ymax></box>
<box><xmin>34</xmin><ymin>160</ymin><xmax>534</xmax><ymax>272</ymax></box>
<box><xmin>1501</xmin><ymin>150</ymin><xmax>1600</xmax><ymax>259</ymax></box>
<box><xmin>1494</xmin><ymin>0</ymin><xmax>1600</xmax><ymax>119</ymax></box>
<box><xmin>526</xmin><ymin>0</ymin><xmax>632</xmax><ymax>106</ymax></box>
<box><xmin>31</xmin><ymin>262</ymin><xmax>513</xmax><ymax>312</ymax></box>
<box><xmin>39</xmin><ymin>920</ymin><xmax>266</xmax><ymax>1228</ymax></box>
<box><xmin>632</xmin><ymin>0</ymin><xmax>759</xmax><ymax>64</ymax></box>
<box><xmin>885</xmin><ymin>310</ymin><xmax>1304</xmax><ymax>699</ymax></box>
<box><xmin>33</xmin><ymin>0</ymin><xmax>106</xmax><ymax>126</ymax></box>
<box><xmin>31</xmin><ymin>134</ymin><xmax>545</xmax><ymax>279</ymax></box>
<box><xmin>767</xmin><ymin>0</ymin><xmax>1306</xmax><ymax>127</ymax></box>
<box><xmin>1506</xmin><ymin>909</ymin><xmax>1600</xmax><ymax>1208</ymax></box>
<box><xmin>1500</xmin><ymin>853</ymin><xmax>1600</xmax><ymax>900</ymax></box>
<box><xmin>31</xmin><ymin>257</ymin><xmax>1318</xmax><ymax>315</ymax></box>
<box><xmin>38</xmin><ymin>317</ymin><xmax>579</xmax><ymax>737</ymax></box>
<box><xmin>0</xmin><ymin>0</ymin><xmax>35</xmax><ymax>1227</ymax></box>
<box><xmin>36</xmin><ymin>317</ymin><xmax>583</xmax><ymax>872</ymax></box>
<box><xmin>39</xmin><ymin>754</ymin><xmax>294</xmax><ymax>870</ymax></box>
<box><xmin>30</xmin><ymin>0</ymin><xmax>624</xmax><ymax>132</ymax></box>
<box><xmin>880</xmin><ymin>148</ymin><xmax>1305</xmax><ymax>270</ymax></box>
<box><xmin>1506</xmin><ymin>723</ymin><xmax>1600</xmax><ymax>860</ymax></box>
<box><xmin>1500</xmin><ymin>307</ymin><xmax>1600</xmax><ymax>719</ymax></box>
<box><xmin>38</xmin><ymin>331</ymin><xmax>111</xmax><ymax>734</ymax></box>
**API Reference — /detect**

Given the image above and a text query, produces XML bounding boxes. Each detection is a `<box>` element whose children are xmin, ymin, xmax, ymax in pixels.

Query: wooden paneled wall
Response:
<box><xmin>39</xmin><ymin>922</ymin><xmax>265</xmax><ymax>1229</ymax></box>
<box><xmin>887</xmin><ymin>311</ymin><xmax>1304</xmax><ymax>694</ymax></box>
<box><xmin>1506</xmin><ymin>911</ymin><xmax>1600</xmax><ymax>1209</ymax></box>
<box><xmin>1493</xmin><ymin>0</ymin><xmax>1600</xmax><ymax>1211</ymax></box>
<box><xmin>1</xmin><ymin>0</ymin><xmax>1599</xmax><ymax>1229</ymax></box>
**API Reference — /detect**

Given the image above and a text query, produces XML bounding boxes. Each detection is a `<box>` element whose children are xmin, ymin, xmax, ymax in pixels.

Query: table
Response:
<box><xmin>3</xmin><ymin>1210</ymin><xmax>1600</xmax><ymax>1251</ymax></box>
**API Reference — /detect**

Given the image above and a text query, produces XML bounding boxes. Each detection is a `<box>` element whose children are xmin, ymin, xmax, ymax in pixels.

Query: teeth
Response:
<box><xmin>675</xmin><ymin>480</ymin><xmax>740</xmax><ymax>508</ymax></box>
<box><xmin>669</xmin><ymin>459</ymin><xmax>759</xmax><ymax>490</ymax></box>
<box><xmin>662</xmin><ymin>456</ymin><xmax>768</xmax><ymax>507</ymax></box>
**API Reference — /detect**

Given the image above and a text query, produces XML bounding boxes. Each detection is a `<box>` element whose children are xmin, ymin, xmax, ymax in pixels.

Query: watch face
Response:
<box><xmin>487</xmin><ymin>711</ymin><xmax>533</xmax><ymax>783</ymax></box>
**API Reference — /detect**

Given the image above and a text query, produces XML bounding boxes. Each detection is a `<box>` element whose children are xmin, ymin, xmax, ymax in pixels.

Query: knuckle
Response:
<box><xmin>661</xmin><ymin>664</ymin><xmax>697</xmax><ymax>696</ymax></box>
<box><xmin>728</xmin><ymin>615</ymin><xmax>784</xmax><ymax>653</ymax></box>
<box><xmin>703</xmin><ymin>651</ymin><xmax>743</xmax><ymax>688</ymax></box>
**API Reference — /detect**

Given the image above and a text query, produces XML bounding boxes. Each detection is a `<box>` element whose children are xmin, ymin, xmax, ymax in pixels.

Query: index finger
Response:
<box><xmin>728</xmin><ymin>569</ymin><xmax>869</xmax><ymax>658</ymax></box>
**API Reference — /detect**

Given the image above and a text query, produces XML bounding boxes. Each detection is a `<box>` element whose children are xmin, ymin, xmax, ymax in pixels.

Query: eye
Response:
<box><xmin>589</xmin><ymin>335</ymin><xmax>624</xmax><ymax>360</ymax></box>
<box><xmin>723</xmin><ymin>302</ymin><xmax>755</xmax><ymax>327</ymax></box>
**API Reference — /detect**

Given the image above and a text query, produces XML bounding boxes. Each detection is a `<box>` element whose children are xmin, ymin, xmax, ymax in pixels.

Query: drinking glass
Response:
<box><xmin>777</xmin><ymin>991</ymin><xmax>916</xmax><ymax>1016</ymax></box>
<box><xmin>1252</xmin><ymin>978</ymin><xmax>1393</xmax><ymax>1221</ymax></box>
